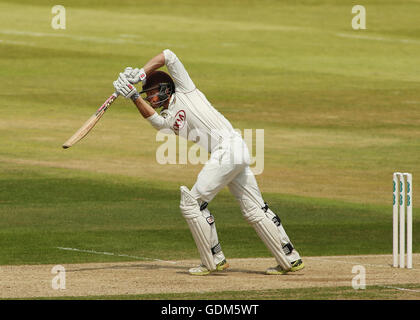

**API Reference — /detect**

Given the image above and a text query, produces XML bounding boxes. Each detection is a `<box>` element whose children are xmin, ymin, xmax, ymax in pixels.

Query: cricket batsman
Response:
<box><xmin>113</xmin><ymin>49</ymin><xmax>304</xmax><ymax>276</ymax></box>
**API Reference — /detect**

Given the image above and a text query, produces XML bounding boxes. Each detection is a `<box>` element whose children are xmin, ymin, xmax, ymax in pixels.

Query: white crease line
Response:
<box><xmin>56</xmin><ymin>247</ymin><xmax>177</xmax><ymax>264</ymax></box>
<box><xmin>309</xmin><ymin>257</ymin><xmax>396</xmax><ymax>269</ymax></box>
<box><xmin>335</xmin><ymin>32</ymin><xmax>420</xmax><ymax>45</ymax></box>
<box><xmin>380</xmin><ymin>286</ymin><xmax>420</xmax><ymax>293</ymax></box>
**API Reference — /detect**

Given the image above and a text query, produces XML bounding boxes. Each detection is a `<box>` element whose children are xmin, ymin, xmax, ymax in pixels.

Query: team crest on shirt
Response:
<box><xmin>173</xmin><ymin>110</ymin><xmax>186</xmax><ymax>131</ymax></box>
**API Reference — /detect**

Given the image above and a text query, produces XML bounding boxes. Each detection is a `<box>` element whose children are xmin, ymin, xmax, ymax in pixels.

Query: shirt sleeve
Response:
<box><xmin>146</xmin><ymin>112</ymin><xmax>171</xmax><ymax>131</ymax></box>
<box><xmin>163</xmin><ymin>49</ymin><xmax>196</xmax><ymax>93</ymax></box>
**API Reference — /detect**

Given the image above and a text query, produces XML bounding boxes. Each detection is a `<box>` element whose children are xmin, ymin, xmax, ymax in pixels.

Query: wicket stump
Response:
<box><xmin>393</xmin><ymin>172</ymin><xmax>413</xmax><ymax>269</ymax></box>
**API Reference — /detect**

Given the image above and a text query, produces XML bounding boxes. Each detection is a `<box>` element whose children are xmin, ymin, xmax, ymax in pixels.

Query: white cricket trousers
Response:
<box><xmin>189</xmin><ymin>135</ymin><xmax>301</xmax><ymax>264</ymax></box>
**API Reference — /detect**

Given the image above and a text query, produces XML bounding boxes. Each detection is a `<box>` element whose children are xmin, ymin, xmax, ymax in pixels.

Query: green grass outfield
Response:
<box><xmin>0</xmin><ymin>0</ymin><xmax>419</xmax><ymax>299</ymax></box>
<box><xmin>1</xmin><ymin>162</ymin><xmax>414</xmax><ymax>265</ymax></box>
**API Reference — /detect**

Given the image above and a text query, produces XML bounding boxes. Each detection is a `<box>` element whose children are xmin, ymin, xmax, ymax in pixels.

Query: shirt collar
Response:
<box><xmin>169</xmin><ymin>94</ymin><xmax>175</xmax><ymax>106</ymax></box>
<box><xmin>160</xmin><ymin>94</ymin><xmax>176</xmax><ymax>116</ymax></box>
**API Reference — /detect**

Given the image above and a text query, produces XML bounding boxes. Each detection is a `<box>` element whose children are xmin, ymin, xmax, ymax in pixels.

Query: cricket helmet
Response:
<box><xmin>140</xmin><ymin>71</ymin><xmax>175</xmax><ymax>108</ymax></box>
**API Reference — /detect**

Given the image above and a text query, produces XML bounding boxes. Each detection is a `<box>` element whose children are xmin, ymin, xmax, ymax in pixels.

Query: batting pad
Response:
<box><xmin>231</xmin><ymin>192</ymin><xmax>292</xmax><ymax>270</ymax></box>
<box><xmin>180</xmin><ymin>186</ymin><xmax>217</xmax><ymax>271</ymax></box>
<box><xmin>253</xmin><ymin>217</ymin><xmax>292</xmax><ymax>270</ymax></box>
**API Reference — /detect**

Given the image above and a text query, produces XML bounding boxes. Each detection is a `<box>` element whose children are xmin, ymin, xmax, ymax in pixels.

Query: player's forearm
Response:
<box><xmin>132</xmin><ymin>97</ymin><xmax>168</xmax><ymax>130</ymax></box>
<box><xmin>133</xmin><ymin>96</ymin><xmax>156</xmax><ymax>118</ymax></box>
<box><xmin>142</xmin><ymin>52</ymin><xmax>165</xmax><ymax>75</ymax></box>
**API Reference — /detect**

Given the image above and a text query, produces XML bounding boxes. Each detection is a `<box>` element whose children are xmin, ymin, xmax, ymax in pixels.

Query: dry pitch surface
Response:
<box><xmin>1</xmin><ymin>254</ymin><xmax>419</xmax><ymax>299</ymax></box>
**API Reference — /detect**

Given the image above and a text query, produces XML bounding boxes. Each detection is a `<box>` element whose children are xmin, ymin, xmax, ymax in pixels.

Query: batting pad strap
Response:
<box><xmin>211</xmin><ymin>243</ymin><xmax>222</xmax><ymax>255</ymax></box>
<box><xmin>272</xmin><ymin>214</ymin><xmax>281</xmax><ymax>227</ymax></box>
<box><xmin>262</xmin><ymin>202</ymin><xmax>269</xmax><ymax>212</ymax></box>
<box><xmin>282</xmin><ymin>242</ymin><xmax>294</xmax><ymax>256</ymax></box>
<box><xmin>200</xmin><ymin>201</ymin><xmax>208</xmax><ymax>211</ymax></box>
<box><xmin>263</xmin><ymin>203</ymin><xmax>282</xmax><ymax>226</ymax></box>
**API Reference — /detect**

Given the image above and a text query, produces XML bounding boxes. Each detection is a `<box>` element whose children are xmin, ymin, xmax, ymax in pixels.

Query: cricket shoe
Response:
<box><xmin>189</xmin><ymin>259</ymin><xmax>230</xmax><ymax>276</ymax></box>
<box><xmin>266</xmin><ymin>259</ymin><xmax>305</xmax><ymax>275</ymax></box>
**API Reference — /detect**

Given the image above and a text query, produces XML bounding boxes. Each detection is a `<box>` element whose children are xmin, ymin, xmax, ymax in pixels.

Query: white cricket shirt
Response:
<box><xmin>146</xmin><ymin>49</ymin><xmax>240</xmax><ymax>153</ymax></box>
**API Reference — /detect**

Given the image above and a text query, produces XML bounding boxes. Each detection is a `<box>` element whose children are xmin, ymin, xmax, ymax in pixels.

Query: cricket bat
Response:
<box><xmin>62</xmin><ymin>92</ymin><xmax>119</xmax><ymax>149</ymax></box>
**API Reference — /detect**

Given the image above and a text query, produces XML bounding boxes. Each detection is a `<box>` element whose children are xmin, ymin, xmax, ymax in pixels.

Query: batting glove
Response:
<box><xmin>113</xmin><ymin>73</ymin><xmax>139</xmax><ymax>101</ymax></box>
<box><xmin>123</xmin><ymin>67</ymin><xmax>147</xmax><ymax>85</ymax></box>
